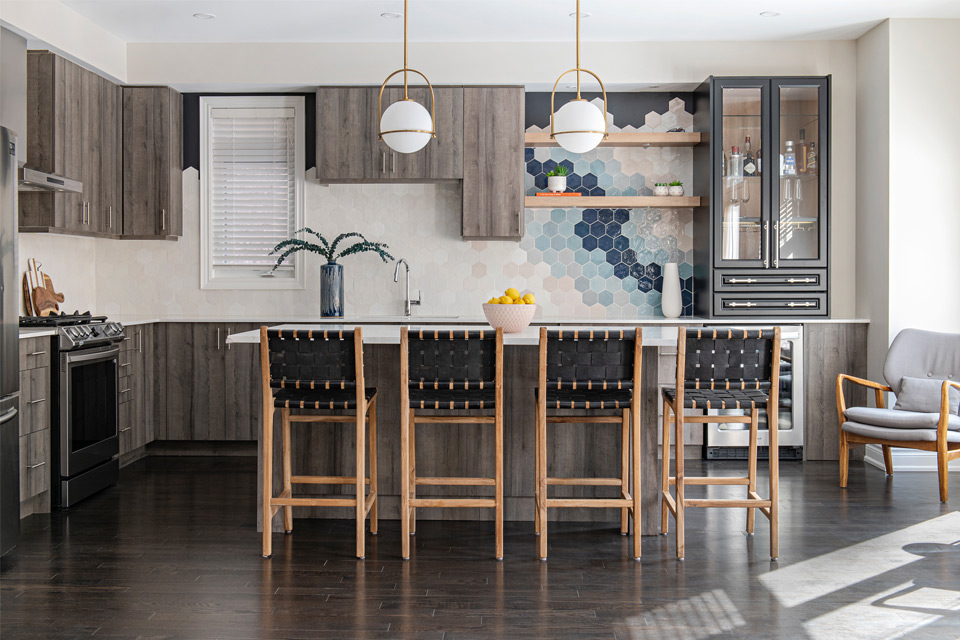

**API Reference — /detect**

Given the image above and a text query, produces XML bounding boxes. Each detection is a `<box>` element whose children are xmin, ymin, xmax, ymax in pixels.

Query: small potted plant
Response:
<box><xmin>668</xmin><ymin>180</ymin><xmax>684</xmax><ymax>197</ymax></box>
<box><xmin>546</xmin><ymin>165</ymin><xmax>570</xmax><ymax>193</ymax></box>
<box><xmin>653</xmin><ymin>182</ymin><xmax>670</xmax><ymax>197</ymax></box>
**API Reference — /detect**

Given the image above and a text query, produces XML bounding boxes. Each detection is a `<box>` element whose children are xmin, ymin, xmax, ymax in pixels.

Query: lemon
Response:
<box><xmin>522</xmin><ymin>293</ymin><xmax>536</xmax><ymax>305</ymax></box>
<box><xmin>505</xmin><ymin>287</ymin><xmax>521</xmax><ymax>300</ymax></box>
<box><xmin>498</xmin><ymin>295</ymin><xmax>514</xmax><ymax>305</ymax></box>
<box><xmin>486</xmin><ymin>297</ymin><xmax>499</xmax><ymax>304</ymax></box>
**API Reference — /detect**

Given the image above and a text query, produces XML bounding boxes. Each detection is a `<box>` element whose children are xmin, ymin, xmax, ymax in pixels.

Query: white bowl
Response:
<box><xmin>482</xmin><ymin>303</ymin><xmax>537</xmax><ymax>333</ymax></box>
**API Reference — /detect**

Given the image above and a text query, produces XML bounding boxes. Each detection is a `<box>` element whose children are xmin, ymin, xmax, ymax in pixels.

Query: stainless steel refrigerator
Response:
<box><xmin>1</xmin><ymin>126</ymin><xmax>20</xmax><ymax>556</ymax></box>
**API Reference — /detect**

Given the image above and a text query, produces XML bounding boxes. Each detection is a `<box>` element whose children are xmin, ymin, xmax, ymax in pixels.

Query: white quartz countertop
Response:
<box><xmin>226</xmin><ymin>323</ymin><xmax>682</xmax><ymax>347</ymax></box>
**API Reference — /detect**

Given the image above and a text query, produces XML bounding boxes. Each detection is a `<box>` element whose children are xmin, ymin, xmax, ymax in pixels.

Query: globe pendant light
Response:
<box><xmin>378</xmin><ymin>0</ymin><xmax>435</xmax><ymax>154</ymax></box>
<box><xmin>550</xmin><ymin>0</ymin><xmax>608</xmax><ymax>153</ymax></box>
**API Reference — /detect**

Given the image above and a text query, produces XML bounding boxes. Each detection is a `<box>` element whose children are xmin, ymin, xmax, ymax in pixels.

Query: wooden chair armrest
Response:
<box><xmin>938</xmin><ymin>381</ymin><xmax>960</xmax><ymax>439</ymax></box>
<box><xmin>836</xmin><ymin>374</ymin><xmax>893</xmax><ymax>432</ymax></box>
<box><xmin>837</xmin><ymin>374</ymin><xmax>892</xmax><ymax>392</ymax></box>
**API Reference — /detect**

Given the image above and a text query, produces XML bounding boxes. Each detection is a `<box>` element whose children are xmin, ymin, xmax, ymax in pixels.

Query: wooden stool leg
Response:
<box><xmin>409</xmin><ymin>408</ymin><xmax>417</xmax><ymax>536</ymax></box>
<box><xmin>401</xmin><ymin>406</ymin><xmax>411</xmax><ymax>560</ymax></box>
<box><xmin>660</xmin><ymin>396</ymin><xmax>671</xmax><ymax>535</ymax></box>
<box><xmin>537</xmin><ymin>401</ymin><xmax>548</xmax><ymax>561</ymax></box>
<box><xmin>369</xmin><ymin>399</ymin><xmax>378</xmax><ymax>536</ymax></box>
<box><xmin>534</xmin><ymin>401</ymin><xmax>541</xmax><ymax>537</ymax></box>
<box><xmin>281</xmin><ymin>410</ymin><xmax>293</xmax><ymax>533</ymax></box>
<box><xmin>769</xmin><ymin>408</ymin><xmax>780</xmax><ymax>561</ymax></box>
<box><xmin>631</xmin><ymin>405</ymin><xmax>641</xmax><ymax>560</ymax></box>
<box><xmin>355</xmin><ymin>405</ymin><xmax>366</xmax><ymax>560</ymax></box>
<box><xmin>262</xmin><ymin>406</ymin><xmax>274</xmax><ymax>558</ymax></box>
<box><xmin>675</xmin><ymin>409</ymin><xmax>685</xmax><ymax>560</ymax></box>
<box><xmin>746</xmin><ymin>409</ymin><xmax>758</xmax><ymax>535</ymax></box>
<box><xmin>620</xmin><ymin>409</ymin><xmax>630</xmax><ymax>536</ymax></box>
<box><xmin>495</xmin><ymin>401</ymin><xmax>504</xmax><ymax>561</ymax></box>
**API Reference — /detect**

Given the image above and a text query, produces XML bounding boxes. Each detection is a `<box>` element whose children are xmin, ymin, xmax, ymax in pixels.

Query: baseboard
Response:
<box><xmin>145</xmin><ymin>440</ymin><xmax>257</xmax><ymax>457</ymax></box>
<box><xmin>20</xmin><ymin>491</ymin><xmax>50</xmax><ymax>518</ymax></box>
<box><xmin>118</xmin><ymin>445</ymin><xmax>148</xmax><ymax>468</ymax></box>
<box><xmin>864</xmin><ymin>444</ymin><xmax>960</xmax><ymax>472</ymax></box>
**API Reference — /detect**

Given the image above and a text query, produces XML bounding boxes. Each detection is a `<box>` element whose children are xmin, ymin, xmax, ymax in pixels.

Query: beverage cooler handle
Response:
<box><xmin>773</xmin><ymin>221</ymin><xmax>780</xmax><ymax>268</ymax></box>
<box><xmin>763</xmin><ymin>222</ymin><xmax>769</xmax><ymax>268</ymax></box>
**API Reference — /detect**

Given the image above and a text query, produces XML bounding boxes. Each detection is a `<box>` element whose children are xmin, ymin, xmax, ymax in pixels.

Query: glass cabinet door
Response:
<box><xmin>772</xmin><ymin>78</ymin><xmax>828</xmax><ymax>268</ymax></box>
<box><xmin>714</xmin><ymin>80</ymin><xmax>768</xmax><ymax>268</ymax></box>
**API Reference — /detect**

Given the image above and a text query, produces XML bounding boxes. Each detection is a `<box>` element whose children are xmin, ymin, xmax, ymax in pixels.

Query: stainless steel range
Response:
<box><xmin>25</xmin><ymin>313</ymin><xmax>126</xmax><ymax>508</ymax></box>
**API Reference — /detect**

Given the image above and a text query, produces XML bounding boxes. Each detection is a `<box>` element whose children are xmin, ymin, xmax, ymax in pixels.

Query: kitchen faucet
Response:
<box><xmin>393</xmin><ymin>259</ymin><xmax>421</xmax><ymax>317</ymax></box>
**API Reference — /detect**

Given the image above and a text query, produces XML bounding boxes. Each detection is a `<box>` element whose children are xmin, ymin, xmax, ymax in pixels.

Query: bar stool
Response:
<box><xmin>660</xmin><ymin>326</ymin><xmax>782</xmax><ymax>560</ymax></box>
<box><xmin>259</xmin><ymin>327</ymin><xmax>378</xmax><ymax>560</ymax></box>
<box><xmin>400</xmin><ymin>327</ymin><xmax>504</xmax><ymax>560</ymax></box>
<box><xmin>535</xmin><ymin>327</ymin><xmax>643</xmax><ymax>561</ymax></box>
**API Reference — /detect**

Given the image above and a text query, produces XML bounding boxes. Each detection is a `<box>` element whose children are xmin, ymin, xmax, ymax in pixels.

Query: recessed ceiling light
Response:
<box><xmin>759</xmin><ymin>11</ymin><xmax>781</xmax><ymax>17</ymax></box>
<box><xmin>193</xmin><ymin>12</ymin><xmax>216</xmax><ymax>19</ymax></box>
<box><xmin>569</xmin><ymin>12</ymin><xmax>592</xmax><ymax>18</ymax></box>
<box><xmin>381</xmin><ymin>12</ymin><xmax>402</xmax><ymax>19</ymax></box>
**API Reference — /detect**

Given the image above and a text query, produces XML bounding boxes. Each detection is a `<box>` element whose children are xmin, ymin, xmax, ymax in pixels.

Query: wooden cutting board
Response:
<box><xmin>22</xmin><ymin>273</ymin><xmax>35</xmax><ymax>316</ymax></box>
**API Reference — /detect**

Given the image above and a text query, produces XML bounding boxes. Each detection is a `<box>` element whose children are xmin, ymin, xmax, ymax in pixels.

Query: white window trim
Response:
<box><xmin>200</xmin><ymin>95</ymin><xmax>306</xmax><ymax>290</ymax></box>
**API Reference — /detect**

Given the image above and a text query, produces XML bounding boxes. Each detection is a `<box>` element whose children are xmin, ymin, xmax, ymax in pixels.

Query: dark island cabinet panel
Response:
<box><xmin>224</xmin><ymin>323</ymin><xmax>262</xmax><ymax>441</ymax></box>
<box><xmin>122</xmin><ymin>86</ymin><xmax>183</xmax><ymax>238</ymax></box>
<box><xmin>461</xmin><ymin>86</ymin><xmax>525</xmax><ymax>239</ymax></box>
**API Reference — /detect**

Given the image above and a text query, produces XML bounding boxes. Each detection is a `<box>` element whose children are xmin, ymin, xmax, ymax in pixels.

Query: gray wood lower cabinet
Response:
<box><xmin>154</xmin><ymin>322</ymin><xmax>259</xmax><ymax>441</ymax></box>
<box><xmin>119</xmin><ymin>325</ymin><xmax>154</xmax><ymax>458</ymax></box>
<box><xmin>18</xmin><ymin>336</ymin><xmax>52</xmax><ymax>516</ymax></box>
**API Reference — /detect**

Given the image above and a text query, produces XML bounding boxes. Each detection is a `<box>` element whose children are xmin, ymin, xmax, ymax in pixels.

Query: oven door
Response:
<box><xmin>60</xmin><ymin>345</ymin><xmax>119</xmax><ymax>477</ymax></box>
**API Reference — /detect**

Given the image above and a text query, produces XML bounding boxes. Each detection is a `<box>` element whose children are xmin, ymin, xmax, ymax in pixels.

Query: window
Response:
<box><xmin>200</xmin><ymin>95</ymin><xmax>305</xmax><ymax>289</ymax></box>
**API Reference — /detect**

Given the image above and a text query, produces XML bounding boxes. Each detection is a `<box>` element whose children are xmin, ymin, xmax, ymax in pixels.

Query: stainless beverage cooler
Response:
<box><xmin>704</xmin><ymin>325</ymin><xmax>804</xmax><ymax>460</ymax></box>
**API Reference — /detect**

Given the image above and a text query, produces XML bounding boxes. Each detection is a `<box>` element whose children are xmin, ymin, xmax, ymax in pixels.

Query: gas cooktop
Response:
<box><xmin>20</xmin><ymin>311</ymin><xmax>107</xmax><ymax>327</ymax></box>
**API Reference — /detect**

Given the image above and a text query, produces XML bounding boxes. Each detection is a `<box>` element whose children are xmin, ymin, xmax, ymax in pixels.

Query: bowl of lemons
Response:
<box><xmin>482</xmin><ymin>287</ymin><xmax>537</xmax><ymax>333</ymax></box>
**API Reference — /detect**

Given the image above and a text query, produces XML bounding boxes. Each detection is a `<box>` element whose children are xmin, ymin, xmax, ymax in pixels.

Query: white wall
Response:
<box><xmin>18</xmin><ymin>233</ymin><xmax>97</xmax><ymax>315</ymax></box>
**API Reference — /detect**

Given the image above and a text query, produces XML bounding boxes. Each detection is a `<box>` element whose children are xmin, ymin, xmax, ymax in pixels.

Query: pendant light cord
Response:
<box><xmin>403</xmin><ymin>0</ymin><xmax>409</xmax><ymax>99</ymax></box>
<box><xmin>575</xmin><ymin>0</ymin><xmax>581</xmax><ymax>98</ymax></box>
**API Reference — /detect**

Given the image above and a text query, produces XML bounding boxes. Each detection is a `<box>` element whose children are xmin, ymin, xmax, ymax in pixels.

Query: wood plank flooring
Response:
<box><xmin>2</xmin><ymin>456</ymin><xmax>959</xmax><ymax>639</ymax></box>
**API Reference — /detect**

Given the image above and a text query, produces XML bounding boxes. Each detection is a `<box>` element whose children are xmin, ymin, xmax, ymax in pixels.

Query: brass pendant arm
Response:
<box><xmin>377</xmin><ymin>68</ymin><xmax>437</xmax><ymax>139</ymax></box>
<box><xmin>549</xmin><ymin>67</ymin><xmax>609</xmax><ymax>139</ymax></box>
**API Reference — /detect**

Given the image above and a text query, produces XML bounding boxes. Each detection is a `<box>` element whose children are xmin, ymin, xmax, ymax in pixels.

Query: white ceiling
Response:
<box><xmin>60</xmin><ymin>0</ymin><xmax>960</xmax><ymax>44</ymax></box>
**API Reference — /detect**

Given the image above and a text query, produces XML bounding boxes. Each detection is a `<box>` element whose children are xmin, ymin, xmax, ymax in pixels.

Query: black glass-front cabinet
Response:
<box><xmin>692</xmin><ymin>76</ymin><xmax>830</xmax><ymax>317</ymax></box>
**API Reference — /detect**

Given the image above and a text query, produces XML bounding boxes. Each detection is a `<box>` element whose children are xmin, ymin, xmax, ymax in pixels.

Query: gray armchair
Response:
<box><xmin>836</xmin><ymin>328</ymin><xmax>960</xmax><ymax>502</ymax></box>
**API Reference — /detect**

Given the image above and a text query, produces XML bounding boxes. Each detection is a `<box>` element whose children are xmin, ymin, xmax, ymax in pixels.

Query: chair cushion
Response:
<box><xmin>662</xmin><ymin>386</ymin><xmax>768</xmax><ymax>410</ymax></box>
<box><xmin>409</xmin><ymin>388</ymin><xmax>495</xmax><ymax>410</ymax></box>
<box><xmin>844</xmin><ymin>406</ymin><xmax>960</xmax><ymax>431</ymax></box>
<box><xmin>842</xmin><ymin>421</ymin><xmax>960</xmax><ymax>443</ymax></box>
<box><xmin>893</xmin><ymin>376</ymin><xmax>960</xmax><ymax>414</ymax></box>
<box><xmin>537</xmin><ymin>387</ymin><xmax>634</xmax><ymax>410</ymax></box>
<box><xmin>274</xmin><ymin>387</ymin><xmax>377</xmax><ymax>410</ymax></box>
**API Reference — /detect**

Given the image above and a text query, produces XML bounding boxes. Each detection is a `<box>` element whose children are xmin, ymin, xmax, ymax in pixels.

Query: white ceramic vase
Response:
<box><xmin>547</xmin><ymin>176</ymin><xmax>567</xmax><ymax>193</ymax></box>
<box><xmin>661</xmin><ymin>262</ymin><xmax>683</xmax><ymax>319</ymax></box>
<box><xmin>668</xmin><ymin>185</ymin><xmax>684</xmax><ymax>196</ymax></box>
<box><xmin>653</xmin><ymin>185</ymin><xmax>669</xmax><ymax>197</ymax></box>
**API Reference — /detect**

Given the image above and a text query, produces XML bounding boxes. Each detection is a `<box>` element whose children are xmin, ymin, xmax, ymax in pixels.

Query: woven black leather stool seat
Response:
<box><xmin>273</xmin><ymin>387</ymin><xmax>377</xmax><ymax>410</ymax></box>
<box><xmin>409</xmin><ymin>387</ymin><xmax>495</xmax><ymax>410</ymax></box>
<box><xmin>537</xmin><ymin>387</ymin><xmax>633</xmax><ymax>410</ymax></box>
<box><xmin>663</xmin><ymin>386</ymin><xmax>768</xmax><ymax>410</ymax></box>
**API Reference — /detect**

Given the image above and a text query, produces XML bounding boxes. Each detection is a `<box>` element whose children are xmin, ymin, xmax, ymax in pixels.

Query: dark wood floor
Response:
<box><xmin>2</xmin><ymin>456</ymin><xmax>958</xmax><ymax>639</ymax></box>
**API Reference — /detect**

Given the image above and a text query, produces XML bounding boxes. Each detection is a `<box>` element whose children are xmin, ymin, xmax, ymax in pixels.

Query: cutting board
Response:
<box><xmin>22</xmin><ymin>273</ymin><xmax>35</xmax><ymax>316</ymax></box>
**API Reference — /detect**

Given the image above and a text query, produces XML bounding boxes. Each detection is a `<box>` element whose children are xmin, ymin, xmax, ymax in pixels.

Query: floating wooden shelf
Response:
<box><xmin>525</xmin><ymin>196</ymin><xmax>701</xmax><ymax>209</ymax></box>
<box><xmin>524</xmin><ymin>131</ymin><xmax>701</xmax><ymax>148</ymax></box>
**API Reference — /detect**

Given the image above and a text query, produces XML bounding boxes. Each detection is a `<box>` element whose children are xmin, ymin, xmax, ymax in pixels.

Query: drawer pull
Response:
<box><xmin>28</xmin><ymin>398</ymin><xmax>46</xmax><ymax>405</ymax></box>
<box><xmin>727</xmin><ymin>278</ymin><xmax>758</xmax><ymax>284</ymax></box>
<box><xmin>727</xmin><ymin>301</ymin><xmax>757</xmax><ymax>308</ymax></box>
<box><xmin>27</xmin><ymin>461</ymin><xmax>46</xmax><ymax>470</ymax></box>
<box><xmin>120</xmin><ymin>388</ymin><xmax>131</xmax><ymax>394</ymax></box>
<box><xmin>120</xmin><ymin>427</ymin><xmax>131</xmax><ymax>433</ymax></box>
<box><xmin>120</xmin><ymin>363</ymin><xmax>132</xmax><ymax>368</ymax></box>
<box><xmin>28</xmin><ymin>350</ymin><xmax>46</xmax><ymax>356</ymax></box>
<box><xmin>787</xmin><ymin>301</ymin><xmax>817</xmax><ymax>308</ymax></box>
<box><xmin>786</xmin><ymin>278</ymin><xmax>816</xmax><ymax>284</ymax></box>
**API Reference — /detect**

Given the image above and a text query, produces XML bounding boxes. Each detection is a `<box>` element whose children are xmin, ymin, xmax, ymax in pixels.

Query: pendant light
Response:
<box><xmin>550</xmin><ymin>0</ymin><xmax>608</xmax><ymax>153</ymax></box>
<box><xmin>378</xmin><ymin>0</ymin><xmax>435</xmax><ymax>154</ymax></box>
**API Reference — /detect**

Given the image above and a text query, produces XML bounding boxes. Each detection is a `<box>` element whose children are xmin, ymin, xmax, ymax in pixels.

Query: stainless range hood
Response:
<box><xmin>18</xmin><ymin>167</ymin><xmax>82</xmax><ymax>193</ymax></box>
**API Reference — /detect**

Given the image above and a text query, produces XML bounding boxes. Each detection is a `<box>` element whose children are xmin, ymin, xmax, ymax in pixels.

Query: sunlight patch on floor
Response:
<box><xmin>618</xmin><ymin>589</ymin><xmax>745</xmax><ymax>640</ymax></box>
<box><xmin>802</xmin><ymin>581</ymin><xmax>942</xmax><ymax>640</ymax></box>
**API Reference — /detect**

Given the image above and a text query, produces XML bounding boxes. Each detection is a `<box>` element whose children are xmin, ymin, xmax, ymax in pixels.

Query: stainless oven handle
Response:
<box><xmin>64</xmin><ymin>346</ymin><xmax>120</xmax><ymax>365</ymax></box>
<box><xmin>0</xmin><ymin>407</ymin><xmax>17</xmax><ymax>425</ymax></box>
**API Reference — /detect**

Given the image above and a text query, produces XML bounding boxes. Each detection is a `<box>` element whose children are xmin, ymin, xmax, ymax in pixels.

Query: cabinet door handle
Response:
<box><xmin>120</xmin><ymin>427</ymin><xmax>131</xmax><ymax>433</ymax></box>
<box><xmin>161</xmin><ymin>208</ymin><xmax>166</xmax><ymax>231</ymax></box>
<box><xmin>391</xmin><ymin>153</ymin><xmax>396</xmax><ymax>173</ymax></box>
<box><xmin>27</xmin><ymin>461</ymin><xmax>46</xmax><ymax>470</ymax></box>
<box><xmin>773</xmin><ymin>221</ymin><xmax>780</xmax><ymax>268</ymax></box>
<box><xmin>226</xmin><ymin>327</ymin><xmax>231</xmax><ymax>350</ymax></box>
<box><xmin>28</xmin><ymin>398</ymin><xmax>46</xmax><ymax>404</ymax></box>
<box><xmin>216</xmin><ymin>327</ymin><xmax>221</xmax><ymax>350</ymax></box>
<box><xmin>27</xmin><ymin>350</ymin><xmax>46</xmax><ymax>356</ymax></box>
<box><xmin>120</xmin><ymin>363</ymin><xmax>132</xmax><ymax>368</ymax></box>
<box><xmin>120</xmin><ymin>388</ymin><xmax>131</xmax><ymax>394</ymax></box>
<box><xmin>108</xmin><ymin>206</ymin><xmax>112</xmax><ymax>229</ymax></box>
<box><xmin>762</xmin><ymin>222</ymin><xmax>769</xmax><ymax>268</ymax></box>
<box><xmin>138</xmin><ymin>330</ymin><xmax>142</xmax><ymax>353</ymax></box>
<box><xmin>381</xmin><ymin>152</ymin><xmax>386</xmax><ymax>173</ymax></box>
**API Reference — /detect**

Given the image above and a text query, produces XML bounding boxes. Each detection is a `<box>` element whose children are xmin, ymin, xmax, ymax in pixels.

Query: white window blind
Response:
<box><xmin>200</xmin><ymin>96</ymin><xmax>305</xmax><ymax>289</ymax></box>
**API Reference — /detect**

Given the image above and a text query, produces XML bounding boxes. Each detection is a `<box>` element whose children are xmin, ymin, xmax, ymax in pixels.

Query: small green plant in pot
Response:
<box><xmin>546</xmin><ymin>165</ymin><xmax>570</xmax><ymax>193</ymax></box>
<box><xmin>668</xmin><ymin>180</ymin><xmax>684</xmax><ymax>196</ymax></box>
<box><xmin>653</xmin><ymin>182</ymin><xmax>670</xmax><ymax>197</ymax></box>
<box><xmin>270</xmin><ymin>228</ymin><xmax>394</xmax><ymax>317</ymax></box>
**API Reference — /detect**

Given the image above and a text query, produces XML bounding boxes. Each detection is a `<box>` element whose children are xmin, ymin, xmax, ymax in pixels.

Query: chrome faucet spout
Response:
<box><xmin>393</xmin><ymin>259</ymin><xmax>419</xmax><ymax>316</ymax></box>
<box><xmin>394</xmin><ymin>258</ymin><xmax>407</xmax><ymax>283</ymax></box>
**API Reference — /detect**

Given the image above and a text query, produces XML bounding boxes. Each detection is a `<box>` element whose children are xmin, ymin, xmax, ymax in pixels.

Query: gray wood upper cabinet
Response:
<box><xmin>316</xmin><ymin>86</ymin><xmax>463</xmax><ymax>182</ymax></box>
<box><xmin>461</xmin><ymin>87</ymin><xmax>525</xmax><ymax>239</ymax></box>
<box><xmin>122</xmin><ymin>86</ymin><xmax>183</xmax><ymax>238</ymax></box>
<box><xmin>99</xmin><ymin>77</ymin><xmax>122</xmax><ymax>235</ymax></box>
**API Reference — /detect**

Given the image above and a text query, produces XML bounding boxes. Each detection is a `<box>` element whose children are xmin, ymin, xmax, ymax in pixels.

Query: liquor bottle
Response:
<box><xmin>756</xmin><ymin>146</ymin><xmax>762</xmax><ymax>175</ymax></box>
<box><xmin>798</xmin><ymin>129</ymin><xmax>808</xmax><ymax>174</ymax></box>
<box><xmin>782</xmin><ymin>141</ymin><xmax>797</xmax><ymax>176</ymax></box>
<box><xmin>729</xmin><ymin>145</ymin><xmax>742</xmax><ymax>178</ymax></box>
<box><xmin>806</xmin><ymin>141</ymin><xmax>817</xmax><ymax>175</ymax></box>
<box><xmin>743</xmin><ymin>137</ymin><xmax>757</xmax><ymax>177</ymax></box>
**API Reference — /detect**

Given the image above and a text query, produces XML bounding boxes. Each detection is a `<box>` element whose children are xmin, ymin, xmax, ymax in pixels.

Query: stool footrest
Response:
<box><xmin>547</xmin><ymin>477</ymin><xmax>623</xmax><ymax>486</ymax></box>
<box><xmin>546</xmin><ymin>416</ymin><xmax>625</xmax><ymax>424</ymax></box>
<box><xmin>291</xmin><ymin>475</ymin><xmax>370</xmax><ymax>485</ymax></box>
<box><xmin>546</xmin><ymin>498</ymin><xmax>633</xmax><ymax>508</ymax></box>
<box><xmin>415</xmin><ymin>476</ymin><xmax>496</xmax><ymax>486</ymax></box>
<box><xmin>413</xmin><ymin>416</ymin><xmax>495</xmax><ymax>424</ymax></box>
<box><xmin>408</xmin><ymin>498</ymin><xmax>497</xmax><ymax>508</ymax></box>
<box><xmin>669</xmin><ymin>476</ymin><xmax>750</xmax><ymax>486</ymax></box>
<box><xmin>684</xmin><ymin>498</ymin><xmax>772</xmax><ymax>509</ymax></box>
<box><xmin>272</xmin><ymin>496</ymin><xmax>359</xmax><ymax>508</ymax></box>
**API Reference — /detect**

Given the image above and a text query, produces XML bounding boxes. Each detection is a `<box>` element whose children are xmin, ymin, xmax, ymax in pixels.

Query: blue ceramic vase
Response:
<box><xmin>320</xmin><ymin>261</ymin><xmax>344</xmax><ymax>317</ymax></box>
